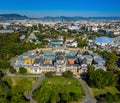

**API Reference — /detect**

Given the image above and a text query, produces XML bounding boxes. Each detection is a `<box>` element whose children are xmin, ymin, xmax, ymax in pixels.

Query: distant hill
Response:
<box><xmin>0</xmin><ymin>14</ymin><xmax>120</xmax><ymax>21</ymax></box>
<box><xmin>42</xmin><ymin>16</ymin><xmax>84</xmax><ymax>20</ymax></box>
<box><xmin>41</xmin><ymin>16</ymin><xmax>120</xmax><ymax>21</ymax></box>
<box><xmin>0</xmin><ymin>14</ymin><xmax>30</xmax><ymax>20</ymax></box>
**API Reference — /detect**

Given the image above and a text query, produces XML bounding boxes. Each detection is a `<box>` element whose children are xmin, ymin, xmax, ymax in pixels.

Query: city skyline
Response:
<box><xmin>0</xmin><ymin>0</ymin><xmax>120</xmax><ymax>17</ymax></box>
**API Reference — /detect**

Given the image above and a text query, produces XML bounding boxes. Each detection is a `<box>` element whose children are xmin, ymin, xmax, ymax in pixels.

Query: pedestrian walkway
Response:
<box><xmin>26</xmin><ymin>73</ymin><xmax>45</xmax><ymax>103</ymax></box>
<box><xmin>78</xmin><ymin>78</ymin><xmax>96</xmax><ymax>103</ymax></box>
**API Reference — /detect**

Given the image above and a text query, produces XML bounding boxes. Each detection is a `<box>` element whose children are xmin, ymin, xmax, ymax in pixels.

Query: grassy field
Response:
<box><xmin>42</xmin><ymin>76</ymin><xmax>80</xmax><ymax>85</ymax></box>
<box><xmin>33</xmin><ymin>76</ymin><xmax>85</xmax><ymax>103</ymax></box>
<box><xmin>4</xmin><ymin>77</ymin><xmax>37</xmax><ymax>93</ymax></box>
<box><xmin>41</xmin><ymin>76</ymin><xmax>83</xmax><ymax>93</ymax></box>
<box><xmin>84</xmin><ymin>80</ymin><xmax>120</xmax><ymax>97</ymax></box>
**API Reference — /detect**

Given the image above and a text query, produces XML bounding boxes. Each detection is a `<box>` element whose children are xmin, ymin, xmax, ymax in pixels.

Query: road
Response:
<box><xmin>26</xmin><ymin>73</ymin><xmax>45</xmax><ymax>103</ymax></box>
<box><xmin>78</xmin><ymin>78</ymin><xmax>96</xmax><ymax>103</ymax></box>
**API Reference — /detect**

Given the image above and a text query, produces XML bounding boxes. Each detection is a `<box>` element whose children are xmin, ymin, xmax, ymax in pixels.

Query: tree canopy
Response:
<box><xmin>96</xmin><ymin>50</ymin><xmax>118</xmax><ymax>71</ymax></box>
<box><xmin>45</xmin><ymin>72</ymin><xmax>54</xmax><ymax>78</ymax></box>
<box><xmin>62</xmin><ymin>71</ymin><xmax>73</xmax><ymax>78</ymax></box>
<box><xmin>19</xmin><ymin>67</ymin><xmax>27</xmax><ymax>74</ymax></box>
<box><xmin>87</xmin><ymin>65</ymin><xmax>116</xmax><ymax>89</ymax></box>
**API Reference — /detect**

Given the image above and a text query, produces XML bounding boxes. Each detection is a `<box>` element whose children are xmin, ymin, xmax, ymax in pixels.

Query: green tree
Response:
<box><xmin>96</xmin><ymin>92</ymin><xmax>120</xmax><ymax>103</ymax></box>
<box><xmin>0</xmin><ymin>97</ymin><xmax>9</xmax><ymax>103</ymax></box>
<box><xmin>69</xmin><ymin>92</ymin><xmax>81</xmax><ymax>102</ymax></box>
<box><xmin>0</xmin><ymin>80</ymin><xmax>11</xmax><ymax>100</ymax></box>
<box><xmin>87</xmin><ymin>65</ymin><xmax>116</xmax><ymax>88</ymax></box>
<box><xmin>87</xmin><ymin>65</ymin><xmax>95</xmax><ymax>86</ymax></box>
<box><xmin>9</xmin><ymin>68</ymin><xmax>16</xmax><ymax>73</ymax></box>
<box><xmin>0</xmin><ymin>70</ymin><xmax>4</xmax><ymax>79</ymax></box>
<box><xmin>101</xmin><ymin>51</ymin><xmax>118</xmax><ymax>71</ymax></box>
<box><xmin>19</xmin><ymin>67</ymin><xmax>27</xmax><ymax>74</ymax></box>
<box><xmin>62</xmin><ymin>71</ymin><xmax>73</xmax><ymax>78</ymax></box>
<box><xmin>94</xmin><ymin>69</ymin><xmax>106</xmax><ymax>88</ymax></box>
<box><xmin>78</xmin><ymin>40</ymin><xmax>87</xmax><ymax>48</ymax></box>
<box><xmin>45</xmin><ymin>72</ymin><xmax>54</xmax><ymax>78</ymax></box>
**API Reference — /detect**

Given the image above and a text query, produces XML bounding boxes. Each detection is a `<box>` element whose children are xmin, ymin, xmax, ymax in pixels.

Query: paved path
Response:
<box><xmin>78</xmin><ymin>78</ymin><xmax>96</xmax><ymax>103</ymax></box>
<box><xmin>10</xmin><ymin>56</ymin><xmax>18</xmax><ymax>67</ymax></box>
<box><xmin>26</xmin><ymin>73</ymin><xmax>45</xmax><ymax>103</ymax></box>
<box><xmin>7</xmin><ymin>73</ymin><xmax>96</xmax><ymax>103</ymax></box>
<box><xmin>6</xmin><ymin>73</ymin><xmax>42</xmax><ymax>78</ymax></box>
<box><xmin>6</xmin><ymin>72</ymin><xmax>45</xmax><ymax>103</ymax></box>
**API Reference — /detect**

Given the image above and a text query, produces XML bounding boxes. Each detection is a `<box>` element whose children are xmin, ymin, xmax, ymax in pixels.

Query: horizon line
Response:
<box><xmin>0</xmin><ymin>13</ymin><xmax>120</xmax><ymax>18</ymax></box>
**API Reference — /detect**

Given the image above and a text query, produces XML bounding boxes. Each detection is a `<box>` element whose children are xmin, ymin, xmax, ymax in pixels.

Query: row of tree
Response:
<box><xmin>95</xmin><ymin>50</ymin><xmax>118</xmax><ymax>71</ymax></box>
<box><xmin>0</xmin><ymin>70</ymin><xmax>29</xmax><ymax>103</ymax></box>
<box><xmin>96</xmin><ymin>92</ymin><xmax>120</xmax><ymax>102</ymax></box>
<box><xmin>87</xmin><ymin>65</ymin><xmax>116</xmax><ymax>89</ymax></box>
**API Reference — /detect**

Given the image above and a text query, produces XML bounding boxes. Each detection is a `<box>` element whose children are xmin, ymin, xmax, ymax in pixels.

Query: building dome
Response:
<box><xmin>94</xmin><ymin>37</ymin><xmax>113</xmax><ymax>46</ymax></box>
<box><xmin>56</xmin><ymin>55</ymin><xmax>64</xmax><ymax>61</ymax></box>
<box><xmin>56</xmin><ymin>52</ymin><xmax>65</xmax><ymax>65</ymax></box>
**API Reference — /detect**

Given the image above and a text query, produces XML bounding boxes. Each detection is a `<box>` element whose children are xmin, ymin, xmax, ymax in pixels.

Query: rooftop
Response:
<box><xmin>94</xmin><ymin>37</ymin><xmax>113</xmax><ymax>45</ymax></box>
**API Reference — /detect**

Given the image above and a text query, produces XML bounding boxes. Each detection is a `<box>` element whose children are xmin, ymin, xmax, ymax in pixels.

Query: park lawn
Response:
<box><xmin>4</xmin><ymin>77</ymin><xmax>37</xmax><ymax>92</ymax></box>
<box><xmin>41</xmin><ymin>76</ymin><xmax>84</xmax><ymax>94</ymax></box>
<box><xmin>41</xmin><ymin>76</ymin><xmax>80</xmax><ymax>85</ymax></box>
<box><xmin>33</xmin><ymin>76</ymin><xmax>85</xmax><ymax>103</ymax></box>
<box><xmin>87</xmin><ymin>85</ymin><xmax>120</xmax><ymax>97</ymax></box>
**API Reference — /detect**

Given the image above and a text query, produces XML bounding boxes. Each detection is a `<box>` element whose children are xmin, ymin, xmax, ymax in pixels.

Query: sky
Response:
<box><xmin>0</xmin><ymin>0</ymin><xmax>120</xmax><ymax>17</ymax></box>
